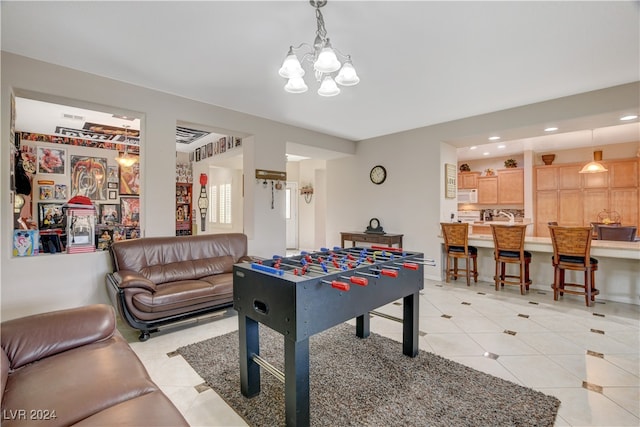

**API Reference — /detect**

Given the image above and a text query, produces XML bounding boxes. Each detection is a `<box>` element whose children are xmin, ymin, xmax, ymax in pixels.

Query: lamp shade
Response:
<box><xmin>335</xmin><ymin>62</ymin><xmax>360</xmax><ymax>86</ymax></box>
<box><xmin>284</xmin><ymin>76</ymin><xmax>309</xmax><ymax>93</ymax></box>
<box><xmin>317</xmin><ymin>76</ymin><xmax>340</xmax><ymax>97</ymax></box>
<box><xmin>579</xmin><ymin>150</ymin><xmax>608</xmax><ymax>174</ymax></box>
<box><xmin>278</xmin><ymin>54</ymin><xmax>305</xmax><ymax>79</ymax></box>
<box><xmin>314</xmin><ymin>47</ymin><xmax>341</xmax><ymax>73</ymax></box>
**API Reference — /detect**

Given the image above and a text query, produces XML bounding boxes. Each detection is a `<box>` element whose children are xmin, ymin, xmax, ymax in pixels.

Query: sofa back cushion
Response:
<box><xmin>110</xmin><ymin>233</ymin><xmax>247</xmax><ymax>284</ymax></box>
<box><xmin>1</xmin><ymin>348</ymin><xmax>8</xmax><ymax>403</ymax></box>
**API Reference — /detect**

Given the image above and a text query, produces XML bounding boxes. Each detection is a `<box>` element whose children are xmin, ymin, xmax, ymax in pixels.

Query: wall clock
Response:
<box><xmin>369</xmin><ymin>165</ymin><xmax>387</xmax><ymax>185</ymax></box>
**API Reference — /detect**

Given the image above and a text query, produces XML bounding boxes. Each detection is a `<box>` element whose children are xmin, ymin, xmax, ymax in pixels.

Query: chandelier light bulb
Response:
<box><xmin>314</xmin><ymin>46</ymin><xmax>341</xmax><ymax>73</ymax></box>
<box><xmin>335</xmin><ymin>61</ymin><xmax>360</xmax><ymax>86</ymax></box>
<box><xmin>317</xmin><ymin>76</ymin><xmax>340</xmax><ymax>97</ymax></box>
<box><xmin>279</xmin><ymin>53</ymin><xmax>305</xmax><ymax>78</ymax></box>
<box><xmin>284</xmin><ymin>76</ymin><xmax>309</xmax><ymax>93</ymax></box>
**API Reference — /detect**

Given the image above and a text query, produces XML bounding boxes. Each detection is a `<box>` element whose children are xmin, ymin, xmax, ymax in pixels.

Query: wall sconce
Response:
<box><xmin>300</xmin><ymin>185</ymin><xmax>314</xmax><ymax>204</ymax></box>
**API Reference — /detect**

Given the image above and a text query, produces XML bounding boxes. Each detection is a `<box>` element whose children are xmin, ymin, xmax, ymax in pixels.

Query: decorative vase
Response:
<box><xmin>541</xmin><ymin>154</ymin><xmax>555</xmax><ymax>165</ymax></box>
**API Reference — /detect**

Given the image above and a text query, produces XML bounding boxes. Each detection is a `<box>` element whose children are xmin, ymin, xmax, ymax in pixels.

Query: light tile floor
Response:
<box><xmin>123</xmin><ymin>279</ymin><xmax>639</xmax><ymax>427</ymax></box>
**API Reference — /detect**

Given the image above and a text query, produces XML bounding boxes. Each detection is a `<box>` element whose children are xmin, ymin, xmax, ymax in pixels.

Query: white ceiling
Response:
<box><xmin>2</xmin><ymin>1</ymin><xmax>639</xmax><ymax>160</ymax></box>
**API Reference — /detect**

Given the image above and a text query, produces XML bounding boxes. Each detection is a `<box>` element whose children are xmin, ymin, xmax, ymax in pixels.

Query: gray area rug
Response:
<box><xmin>177</xmin><ymin>323</ymin><xmax>560</xmax><ymax>427</ymax></box>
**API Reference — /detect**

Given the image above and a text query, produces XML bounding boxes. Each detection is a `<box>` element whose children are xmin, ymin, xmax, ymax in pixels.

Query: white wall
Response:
<box><xmin>1</xmin><ymin>52</ymin><xmax>355</xmax><ymax>320</ymax></box>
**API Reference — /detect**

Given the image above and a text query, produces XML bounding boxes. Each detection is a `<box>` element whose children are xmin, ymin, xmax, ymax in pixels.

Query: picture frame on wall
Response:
<box><xmin>99</xmin><ymin>204</ymin><xmax>121</xmax><ymax>224</ymax></box>
<box><xmin>120</xmin><ymin>197</ymin><xmax>140</xmax><ymax>227</ymax></box>
<box><xmin>70</xmin><ymin>155</ymin><xmax>108</xmax><ymax>200</ymax></box>
<box><xmin>445</xmin><ymin>163</ymin><xmax>457</xmax><ymax>199</ymax></box>
<box><xmin>108</xmin><ymin>190</ymin><xmax>117</xmax><ymax>200</ymax></box>
<box><xmin>38</xmin><ymin>202</ymin><xmax>65</xmax><ymax>229</ymax></box>
<box><xmin>107</xmin><ymin>166</ymin><xmax>119</xmax><ymax>183</ymax></box>
<box><xmin>107</xmin><ymin>182</ymin><xmax>118</xmax><ymax>189</ymax></box>
<box><xmin>37</xmin><ymin>146</ymin><xmax>66</xmax><ymax>175</ymax></box>
<box><xmin>118</xmin><ymin>155</ymin><xmax>139</xmax><ymax>195</ymax></box>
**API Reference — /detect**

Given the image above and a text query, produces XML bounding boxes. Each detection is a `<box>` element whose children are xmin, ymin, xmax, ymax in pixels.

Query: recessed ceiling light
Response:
<box><xmin>497</xmin><ymin>144</ymin><xmax>506</xmax><ymax>149</ymax></box>
<box><xmin>488</xmin><ymin>136</ymin><xmax>500</xmax><ymax>141</ymax></box>
<box><xmin>620</xmin><ymin>115</ymin><xmax>638</xmax><ymax>121</ymax></box>
<box><xmin>470</xmin><ymin>146</ymin><xmax>477</xmax><ymax>150</ymax></box>
<box><xmin>483</xmin><ymin>152</ymin><xmax>490</xmax><ymax>156</ymax></box>
<box><xmin>544</xmin><ymin>127</ymin><xmax>558</xmax><ymax>132</ymax></box>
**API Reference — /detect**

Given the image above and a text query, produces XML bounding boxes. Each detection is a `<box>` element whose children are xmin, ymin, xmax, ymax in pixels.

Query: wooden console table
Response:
<box><xmin>340</xmin><ymin>232</ymin><xmax>403</xmax><ymax>248</ymax></box>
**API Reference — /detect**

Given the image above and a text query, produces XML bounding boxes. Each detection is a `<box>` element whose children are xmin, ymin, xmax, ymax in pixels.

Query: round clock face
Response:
<box><xmin>370</xmin><ymin>165</ymin><xmax>387</xmax><ymax>185</ymax></box>
<box><xmin>369</xmin><ymin>218</ymin><xmax>380</xmax><ymax>229</ymax></box>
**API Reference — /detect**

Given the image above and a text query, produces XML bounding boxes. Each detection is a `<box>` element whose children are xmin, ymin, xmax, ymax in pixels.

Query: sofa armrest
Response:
<box><xmin>112</xmin><ymin>270</ymin><xmax>157</xmax><ymax>292</ymax></box>
<box><xmin>1</xmin><ymin>304</ymin><xmax>116</xmax><ymax>370</ymax></box>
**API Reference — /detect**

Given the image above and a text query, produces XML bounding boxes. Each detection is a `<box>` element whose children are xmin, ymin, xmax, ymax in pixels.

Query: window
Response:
<box><xmin>209</xmin><ymin>183</ymin><xmax>231</xmax><ymax>225</ymax></box>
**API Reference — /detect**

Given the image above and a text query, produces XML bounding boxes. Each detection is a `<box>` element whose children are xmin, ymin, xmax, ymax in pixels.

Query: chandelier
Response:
<box><xmin>278</xmin><ymin>0</ymin><xmax>359</xmax><ymax>97</ymax></box>
<box><xmin>115</xmin><ymin>125</ymin><xmax>136</xmax><ymax>168</ymax></box>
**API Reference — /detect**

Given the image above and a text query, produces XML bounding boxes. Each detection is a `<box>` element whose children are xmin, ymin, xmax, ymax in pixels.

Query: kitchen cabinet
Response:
<box><xmin>458</xmin><ymin>172</ymin><xmax>480</xmax><ymax>189</ymax></box>
<box><xmin>470</xmin><ymin>224</ymin><xmax>491</xmax><ymax>235</ymax></box>
<box><xmin>477</xmin><ymin>176</ymin><xmax>498</xmax><ymax>204</ymax></box>
<box><xmin>535</xmin><ymin>167</ymin><xmax>557</xmax><ymax>191</ymax></box>
<box><xmin>533</xmin><ymin>157</ymin><xmax>640</xmax><ymax>236</ymax></box>
<box><xmin>497</xmin><ymin>169</ymin><xmax>524</xmax><ymax>204</ymax></box>
<box><xmin>558</xmin><ymin>165</ymin><xmax>582</xmax><ymax>189</ymax></box>
<box><xmin>609</xmin><ymin>159</ymin><xmax>638</xmax><ymax>188</ymax></box>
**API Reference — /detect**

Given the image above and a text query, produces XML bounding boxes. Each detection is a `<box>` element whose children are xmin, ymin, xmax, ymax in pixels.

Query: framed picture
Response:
<box><xmin>108</xmin><ymin>190</ymin><xmax>117</xmax><ymax>200</ymax></box>
<box><xmin>39</xmin><ymin>185</ymin><xmax>54</xmax><ymax>200</ymax></box>
<box><xmin>120</xmin><ymin>197</ymin><xmax>140</xmax><ymax>227</ymax></box>
<box><xmin>37</xmin><ymin>146</ymin><xmax>66</xmax><ymax>174</ymax></box>
<box><xmin>38</xmin><ymin>202</ymin><xmax>65</xmax><ymax>229</ymax></box>
<box><xmin>107</xmin><ymin>166</ymin><xmax>119</xmax><ymax>183</ymax></box>
<box><xmin>108</xmin><ymin>182</ymin><xmax>118</xmax><ymax>189</ymax></box>
<box><xmin>119</xmin><ymin>155</ymin><xmax>140</xmax><ymax>195</ymax></box>
<box><xmin>445</xmin><ymin>163</ymin><xmax>457</xmax><ymax>199</ymax></box>
<box><xmin>99</xmin><ymin>204</ymin><xmax>121</xmax><ymax>224</ymax></box>
<box><xmin>70</xmin><ymin>156</ymin><xmax>108</xmax><ymax>200</ymax></box>
<box><xmin>54</xmin><ymin>184</ymin><xmax>68</xmax><ymax>200</ymax></box>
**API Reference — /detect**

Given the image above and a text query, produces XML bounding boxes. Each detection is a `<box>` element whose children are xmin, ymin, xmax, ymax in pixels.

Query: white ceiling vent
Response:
<box><xmin>62</xmin><ymin>113</ymin><xmax>85</xmax><ymax>121</ymax></box>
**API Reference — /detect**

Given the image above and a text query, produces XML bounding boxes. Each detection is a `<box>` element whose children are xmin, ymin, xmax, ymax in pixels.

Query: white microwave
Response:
<box><xmin>457</xmin><ymin>189</ymin><xmax>478</xmax><ymax>203</ymax></box>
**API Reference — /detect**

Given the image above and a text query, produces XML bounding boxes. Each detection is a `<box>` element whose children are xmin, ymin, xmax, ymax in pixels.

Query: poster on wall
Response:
<box><xmin>119</xmin><ymin>155</ymin><xmax>140</xmax><ymax>195</ymax></box>
<box><xmin>37</xmin><ymin>146</ymin><xmax>66</xmax><ymax>174</ymax></box>
<box><xmin>38</xmin><ymin>202</ymin><xmax>65</xmax><ymax>229</ymax></box>
<box><xmin>99</xmin><ymin>204</ymin><xmax>121</xmax><ymax>224</ymax></box>
<box><xmin>120</xmin><ymin>197</ymin><xmax>140</xmax><ymax>227</ymax></box>
<box><xmin>70</xmin><ymin>156</ymin><xmax>107</xmax><ymax>200</ymax></box>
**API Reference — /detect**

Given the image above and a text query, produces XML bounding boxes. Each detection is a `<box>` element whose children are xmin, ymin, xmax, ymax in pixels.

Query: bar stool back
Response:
<box><xmin>490</xmin><ymin>224</ymin><xmax>531</xmax><ymax>295</ymax></box>
<box><xmin>549</xmin><ymin>226</ymin><xmax>599</xmax><ymax>307</ymax></box>
<box><xmin>440</xmin><ymin>222</ymin><xmax>478</xmax><ymax>286</ymax></box>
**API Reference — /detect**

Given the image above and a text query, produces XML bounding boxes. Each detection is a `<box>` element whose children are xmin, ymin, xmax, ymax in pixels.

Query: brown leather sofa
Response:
<box><xmin>1</xmin><ymin>304</ymin><xmax>188</xmax><ymax>427</ymax></box>
<box><xmin>107</xmin><ymin>233</ymin><xmax>251</xmax><ymax>341</ymax></box>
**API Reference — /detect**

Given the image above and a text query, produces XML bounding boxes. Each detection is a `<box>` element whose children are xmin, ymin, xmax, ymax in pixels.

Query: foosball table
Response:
<box><xmin>233</xmin><ymin>245</ymin><xmax>432</xmax><ymax>427</ymax></box>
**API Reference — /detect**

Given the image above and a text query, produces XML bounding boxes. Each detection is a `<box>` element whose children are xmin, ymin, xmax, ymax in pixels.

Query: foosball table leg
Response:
<box><xmin>284</xmin><ymin>337</ymin><xmax>310</xmax><ymax>427</ymax></box>
<box><xmin>239</xmin><ymin>315</ymin><xmax>260</xmax><ymax>398</ymax></box>
<box><xmin>355</xmin><ymin>312</ymin><xmax>371</xmax><ymax>339</ymax></box>
<box><xmin>402</xmin><ymin>292</ymin><xmax>419</xmax><ymax>357</ymax></box>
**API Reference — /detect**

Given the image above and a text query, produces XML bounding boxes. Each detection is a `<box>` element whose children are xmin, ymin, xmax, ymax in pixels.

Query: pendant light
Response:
<box><xmin>115</xmin><ymin>125</ymin><xmax>136</xmax><ymax>168</ymax></box>
<box><xmin>579</xmin><ymin>130</ymin><xmax>608</xmax><ymax>174</ymax></box>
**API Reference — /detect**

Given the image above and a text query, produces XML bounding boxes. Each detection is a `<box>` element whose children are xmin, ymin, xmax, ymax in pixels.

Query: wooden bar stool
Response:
<box><xmin>441</xmin><ymin>222</ymin><xmax>478</xmax><ymax>286</ymax></box>
<box><xmin>490</xmin><ymin>224</ymin><xmax>531</xmax><ymax>295</ymax></box>
<box><xmin>548</xmin><ymin>226</ymin><xmax>599</xmax><ymax>307</ymax></box>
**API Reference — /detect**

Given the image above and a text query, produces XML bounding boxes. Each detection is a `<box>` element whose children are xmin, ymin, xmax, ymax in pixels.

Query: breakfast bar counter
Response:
<box><xmin>439</xmin><ymin>234</ymin><xmax>640</xmax><ymax>305</ymax></box>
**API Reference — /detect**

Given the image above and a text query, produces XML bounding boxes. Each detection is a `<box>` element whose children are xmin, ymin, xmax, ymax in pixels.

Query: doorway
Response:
<box><xmin>286</xmin><ymin>181</ymin><xmax>298</xmax><ymax>249</ymax></box>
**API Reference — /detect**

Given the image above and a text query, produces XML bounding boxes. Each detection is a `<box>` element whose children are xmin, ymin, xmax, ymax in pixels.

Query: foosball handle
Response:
<box><xmin>403</xmin><ymin>262</ymin><xmax>419</xmax><ymax>270</ymax></box>
<box><xmin>348</xmin><ymin>276</ymin><xmax>368</xmax><ymax>286</ymax></box>
<box><xmin>381</xmin><ymin>269</ymin><xmax>399</xmax><ymax>278</ymax></box>
<box><xmin>251</xmin><ymin>263</ymin><xmax>285</xmax><ymax>276</ymax></box>
<box><xmin>322</xmin><ymin>280</ymin><xmax>350</xmax><ymax>291</ymax></box>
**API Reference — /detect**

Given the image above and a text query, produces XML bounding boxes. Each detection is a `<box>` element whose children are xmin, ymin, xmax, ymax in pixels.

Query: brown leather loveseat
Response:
<box><xmin>107</xmin><ymin>233</ymin><xmax>251</xmax><ymax>341</ymax></box>
<box><xmin>1</xmin><ymin>304</ymin><xmax>188</xmax><ymax>427</ymax></box>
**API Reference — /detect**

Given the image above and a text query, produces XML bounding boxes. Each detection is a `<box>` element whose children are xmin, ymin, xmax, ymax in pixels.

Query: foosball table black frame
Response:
<box><xmin>232</xmin><ymin>246</ymin><xmax>426</xmax><ymax>427</ymax></box>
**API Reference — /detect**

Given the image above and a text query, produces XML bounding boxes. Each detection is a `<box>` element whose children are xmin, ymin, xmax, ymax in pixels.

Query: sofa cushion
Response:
<box><xmin>1</xmin><ymin>348</ymin><xmax>8</xmax><ymax>405</ymax></box>
<box><xmin>131</xmin><ymin>274</ymin><xmax>233</xmax><ymax>313</ymax></box>
<box><xmin>1</xmin><ymin>335</ymin><xmax>160</xmax><ymax>427</ymax></box>
<box><xmin>140</xmin><ymin>255</ymin><xmax>235</xmax><ymax>284</ymax></box>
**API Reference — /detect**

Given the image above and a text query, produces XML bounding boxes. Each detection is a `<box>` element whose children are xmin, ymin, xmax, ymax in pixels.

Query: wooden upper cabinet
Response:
<box><xmin>610</xmin><ymin>188</ymin><xmax>639</xmax><ymax>226</ymax></box>
<box><xmin>558</xmin><ymin>165</ymin><xmax>582</xmax><ymax>189</ymax></box>
<box><xmin>458</xmin><ymin>172</ymin><xmax>480</xmax><ymax>189</ymax></box>
<box><xmin>583</xmin><ymin>189</ymin><xmax>609</xmax><ymax>225</ymax></box>
<box><xmin>558</xmin><ymin>189</ymin><xmax>583</xmax><ymax>226</ymax></box>
<box><xmin>477</xmin><ymin>176</ymin><xmax>498</xmax><ymax>204</ymax></box>
<box><xmin>535</xmin><ymin>167</ymin><xmax>558</xmax><ymax>191</ymax></box>
<box><xmin>497</xmin><ymin>169</ymin><xmax>524</xmax><ymax>204</ymax></box>
<box><xmin>582</xmin><ymin>169</ymin><xmax>608</xmax><ymax>188</ymax></box>
<box><xmin>535</xmin><ymin>190</ymin><xmax>558</xmax><ymax>237</ymax></box>
<box><xmin>609</xmin><ymin>159</ymin><xmax>639</xmax><ymax>188</ymax></box>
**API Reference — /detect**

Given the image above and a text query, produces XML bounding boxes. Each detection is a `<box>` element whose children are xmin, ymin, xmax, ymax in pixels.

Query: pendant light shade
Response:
<box><xmin>335</xmin><ymin>60</ymin><xmax>360</xmax><ymax>86</ymax></box>
<box><xmin>284</xmin><ymin>76</ymin><xmax>309</xmax><ymax>93</ymax></box>
<box><xmin>314</xmin><ymin>45</ymin><xmax>341</xmax><ymax>73</ymax></box>
<box><xmin>579</xmin><ymin>150</ymin><xmax>608</xmax><ymax>174</ymax></box>
<box><xmin>279</xmin><ymin>52</ymin><xmax>305</xmax><ymax>79</ymax></box>
<box><xmin>317</xmin><ymin>76</ymin><xmax>340</xmax><ymax>97</ymax></box>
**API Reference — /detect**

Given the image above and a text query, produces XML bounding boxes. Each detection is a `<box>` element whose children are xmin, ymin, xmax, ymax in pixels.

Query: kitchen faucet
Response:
<box><xmin>498</xmin><ymin>211</ymin><xmax>515</xmax><ymax>224</ymax></box>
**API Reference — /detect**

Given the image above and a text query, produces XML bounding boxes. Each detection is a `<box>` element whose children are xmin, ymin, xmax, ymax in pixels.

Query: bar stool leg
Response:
<box><xmin>553</xmin><ymin>266</ymin><xmax>560</xmax><ymax>301</ymax></box>
<box><xmin>473</xmin><ymin>257</ymin><xmax>478</xmax><ymax>283</ymax></box>
<box><xmin>453</xmin><ymin>258</ymin><xmax>458</xmax><ymax>279</ymax></box>
<box><xmin>465</xmin><ymin>256</ymin><xmax>471</xmax><ymax>286</ymax></box>
<box><xmin>519</xmin><ymin>261</ymin><xmax>525</xmax><ymax>295</ymax></box>
<box><xmin>494</xmin><ymin>259</ymin><xmax>500</xmax><ymax>291</ymax></box>
<box><xmin>445</xmin><ymin>255</ymin><xmax>451</xmax><ymax>283</ymax></box>
<box><xmin>585</xmin><ymin>268</ymin><xmax>592</xmax><ymax>307</ymax></box>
